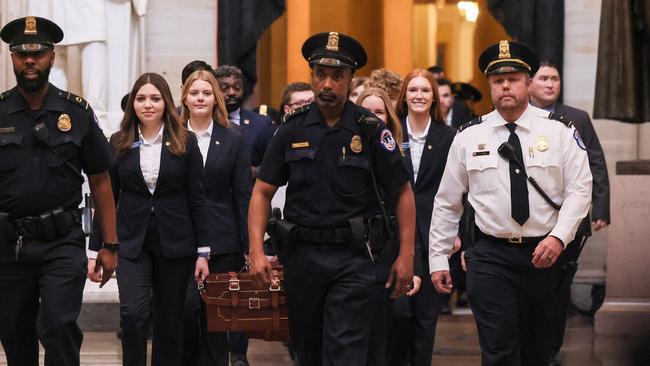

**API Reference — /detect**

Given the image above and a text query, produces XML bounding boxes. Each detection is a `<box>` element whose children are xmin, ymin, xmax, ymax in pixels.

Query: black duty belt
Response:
<box><xmin>476</xmin><ymin>229</ymin><xmax>546</xmax><ymax>245</ymax></box>
<box><xmin>295</xmin><ymin>226</ymin><xmax>352</xmax><ymax>244</ymax></box>
<box><xmin>11</xmin><ymin>208</ymin><xmax>81</xmax><ymax>241</ymax></box>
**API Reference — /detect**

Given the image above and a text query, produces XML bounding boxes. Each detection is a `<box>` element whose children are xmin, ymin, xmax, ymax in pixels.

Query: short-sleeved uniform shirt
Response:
<box><xmin>258</xmin><ymin>101</ymin><xmax>409</xmax><ymax>228</ymax></box>
<box><xmin>0</xmin><ymin>83</ymin><xmax>114</xmax><ymax>217</ymax></box>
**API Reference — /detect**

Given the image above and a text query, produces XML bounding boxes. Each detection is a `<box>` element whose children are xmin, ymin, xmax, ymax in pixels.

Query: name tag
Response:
<box><xmin>291</xmin><ymin>141</ymin><xmax>310</xmax><ymax>149</ymax></box>
<box><xmin>0</xmin><ymin>127</ymin><xmax>16</xmax><ymax>134</ymax></box>
<box><xmin>472</xmin><ymin>151</ymin><xmax>490</xmax><ymax>157</ymax></box>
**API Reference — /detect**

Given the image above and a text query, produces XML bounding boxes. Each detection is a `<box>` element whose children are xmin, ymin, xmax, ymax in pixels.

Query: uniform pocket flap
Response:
<box><xmin>0</xmin><ymin>132</ymin><xmax>22</xmax><ymax>146</ymax></box>
<box><xmin>466</xmin><ymin>155</ymin><xmax>498</xmax><ymax>171</ymax></box>
<box><xmin>50</xmin><ymin>133</ymin><xmax>81</xmax><ymax>147</ymax></box>
<box><xmin>285</xmin><ymin>147</ymin><xmax>316</xmax><ymax>162</ymax></box>
<box><xmin>526</xmin><ymin>152</ymin><xmax>561</xmax><ymax>168</ymax></box>
<box><xmin>338</xmin><ymin>156</ymin><xmax>371</xmax><ymax>170</ymax></box>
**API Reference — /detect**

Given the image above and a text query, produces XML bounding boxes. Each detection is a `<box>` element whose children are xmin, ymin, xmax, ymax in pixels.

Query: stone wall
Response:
<box><xmin>564</xmin><ymin>0</ymin><xmax>649</xmax><ymax>285</ymax></box>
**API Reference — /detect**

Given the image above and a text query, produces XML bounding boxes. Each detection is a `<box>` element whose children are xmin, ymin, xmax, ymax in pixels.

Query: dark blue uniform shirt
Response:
<box><xmin>258</xmin><ymin>101</ymin><xmax>409</xmax><ymax>228</ymax></box>
<box><xmin>0</xmin><ymin>83</ymin><xmax>114</xmax><ymax>217</ymax></box>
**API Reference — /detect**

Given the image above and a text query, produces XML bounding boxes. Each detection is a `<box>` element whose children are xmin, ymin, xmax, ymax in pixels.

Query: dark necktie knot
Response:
<box><xmin>506</xmin><ymin>123</ymin><xmax>517</xmax><ymax>133</ymax></box>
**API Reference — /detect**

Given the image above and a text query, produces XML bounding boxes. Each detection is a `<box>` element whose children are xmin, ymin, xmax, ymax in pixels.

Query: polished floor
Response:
<box><xmin>2</xmin><ymin>308</ymin><xmax>648</xmax><ymax>365</ymax></box>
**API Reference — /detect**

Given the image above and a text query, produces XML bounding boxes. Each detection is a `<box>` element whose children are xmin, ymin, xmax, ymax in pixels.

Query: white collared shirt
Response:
<box><xmin>444</xmin><ymin>109</ymin><xmax>453</xmax><ymax>126</ymax></box>
<box><xmin>187</xmin><ymin>120</ymin><xmax>214</xmax><ymax>166</ymax></box>
<box><xmin>228</xmin><ymin>108</ymin><xmax>241</xmax><ymax>126</ymax></box>
<box><xmin>139</xmin><ymin>125</ymin><xmax>164</xmax><ymax>194</ymax></box>
<box><xmin>406</xmin><ymin>116</ymin><xmax>431</xmax><ymax>181</ymax></box>
<box><xmin>428</xmin><ymin>105</ymin><xmax>592</xmax><ymax>273</ymax></box>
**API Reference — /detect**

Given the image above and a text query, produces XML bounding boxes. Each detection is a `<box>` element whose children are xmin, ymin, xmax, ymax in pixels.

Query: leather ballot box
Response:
<box><xmin>199</xmin><ymin>264</ymin><xmax>289</xmax><ymax>342</ymax></box>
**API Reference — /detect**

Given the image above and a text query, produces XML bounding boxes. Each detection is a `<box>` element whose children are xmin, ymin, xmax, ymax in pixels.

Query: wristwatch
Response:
<box><xmin>101</xmin><ymin>242</ymin><xmax>119</xmax><ymax>252</ymax></box>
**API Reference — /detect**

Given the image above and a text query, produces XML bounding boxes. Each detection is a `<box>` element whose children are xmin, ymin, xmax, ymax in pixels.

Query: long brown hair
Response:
<box><xmin>356</xmin><ymin>87</ymin><xmax>404</xmax><ymax>152</ymax></box>
<box><xmin>395</xmin><ymin>69</ymin><xmax>445</xmax><ymax>125</ymax></box>
<box><xmin>114</xmin><ymin>73</ymin><xmax>188</xmax><ymax>157</ymax></box>
<box><xmin>180</xmin><ymin>69</ymin><xmax>231</xmax><ymax>128</ymax></box>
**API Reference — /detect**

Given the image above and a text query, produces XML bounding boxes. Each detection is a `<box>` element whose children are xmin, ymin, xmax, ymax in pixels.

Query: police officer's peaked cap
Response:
<box><xmin>301</xmin><ymin>32</ymin><xmax>367</xmax><ymax>71</ymax></box>
<box><xmin>478</xmin><ymin>40</ymin><xmax>539</xmax><ymax>76</ymax></box>
<box><xmin>1</xmin><ymin>16</ymin><xmax>63</xmax><ymax>52</ymax></box>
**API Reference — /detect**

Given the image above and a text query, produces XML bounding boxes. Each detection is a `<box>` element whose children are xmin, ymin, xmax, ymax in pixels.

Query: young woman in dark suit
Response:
<box><xmin>389</xmin><ymin>69</ymin><xmax>456</xmax><ymax>366</ymax></box>
<box><xmin>179</xmin><ymin>70</ymin><xmax>252</xmax><ymax>366</ymax></box>
<box><xmin>90</xmin><ymin>72</ymin><xmax>210</xmax><ymax>366</ymax></box>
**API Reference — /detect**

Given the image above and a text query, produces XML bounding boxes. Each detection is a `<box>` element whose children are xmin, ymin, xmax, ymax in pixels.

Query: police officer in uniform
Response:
<box><xmin>429</xmin><ymin>40</ymin><xmax>592</xmax><ymax>365</ymax></box>
<box><xmin>248</xmin><ymin>32</ymin><xmax>416</xmax><ymax>366</ymax></box>
<box><xmin>0</xmin><ymin>16</ymin><xmax>118</xmax><ymax>366</ymax></box>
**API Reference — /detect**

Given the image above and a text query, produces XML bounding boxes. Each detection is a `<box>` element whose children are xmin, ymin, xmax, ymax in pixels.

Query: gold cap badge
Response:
<box><xmin>350</xmin><ymin>135</ymin><xmax>362</xmax><ymax>153</ymax></box>
<box><xmin>326</xmin><ymin>32</ymin><xmax>339</xmax><ymax>52</ymax></box>
<box><xmin>498</xmin><ymin>40</ymin><xmax>511</xmax><ymax>59</ymax></box>
<box><xmin>24</xmin><ymin>16</ymin><xmax>37</xmax><ymax>35</ymax></box>
<box><xmin>57</xmin><ymin>113</ymin><xmax>71</xmax><ymax>132</ymax></box>
<box><xmin>535</xmin><ymin>135</ymin><xmax>549</xmax><ymax>152</ymax></box>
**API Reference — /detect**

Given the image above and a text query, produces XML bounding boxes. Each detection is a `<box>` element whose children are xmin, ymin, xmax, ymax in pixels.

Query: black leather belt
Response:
<box><xmin>295</xmin><ymin>226</ymin><xmax>352</xmax><ymax>244</ymax></box>
<box><xmin>476</xmin><ymin>229</ymin><xmax>546</xmax><ymax>245</ymax></box>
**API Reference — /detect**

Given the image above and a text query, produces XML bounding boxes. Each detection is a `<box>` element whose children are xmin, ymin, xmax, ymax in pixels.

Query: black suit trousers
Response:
<box><xmin>116</xmin><ymin>213</ymin><xmax>194</xmax><ymax>366</ymax></box>
<box><xmin>0</xmin><ymin>229</ymin><xmax>87</xmax><ymax>366</ymax></box>
<box><xmin>387</xmin><ymin>274</ymin><xmax>441</xmax><ymax>366</ymax></box>
<box><xmin>466</xmin><ymin>238</ymin><xmax>563</xmax><ymax>366</ymax></box>
<box><xmin>181</xmin><ymin>252</ymin><xmax>245</xmax><ymax>366</ymax></box>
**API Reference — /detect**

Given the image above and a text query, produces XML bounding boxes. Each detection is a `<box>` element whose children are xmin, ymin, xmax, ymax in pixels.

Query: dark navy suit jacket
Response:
<box><xmin>238</xmin><ymin>108</ymin><xmax>275</xmax><ymax>167</ymax></box>
<box><xmin>400</xmin><ymin>119</ymin><xmax>456</xmax><ymax>276</ymax></box>
<box><xmin>554</xmin><ymin>103</ymin><xmax>610</xmax><ymax>223</ymax></box>
<box><xmin>90</xmin><ymin>132</ymin><xmax>209</xmax><ymax>260</ymax></box>
<box><xmin>202</xmin><ymin>123</ymin><xmax>252</xmax><ymax>254</ymax></box>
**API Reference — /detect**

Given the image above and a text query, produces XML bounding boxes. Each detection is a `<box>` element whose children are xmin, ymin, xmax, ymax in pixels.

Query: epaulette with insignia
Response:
<box><xmin>281</xmin><ymin>103</ymin><xmax>310</xmax><ymax>124</ymax></box>
<box><xmin>458</xmin><ymin>116</ymin><xmax>483</xmax><ymax>132</ymax></box>
<box><xmin>58</xmin><ymin>91</ymin><xmax>90</xmax><ymax>110</ymax></box>
<box><xmin>354</xmin><ymin>104</ymin><xmax>381</xmax><ymax>125</ymax></box>
<box><xmin>547</xmin><ymin>112</ymin><xmax>573</xmax><ymax>128</ymax></box>
<box><xmin>0</xmin><ymin>90</ymin><xmax>13</xmax><ymax>101</ymax></box>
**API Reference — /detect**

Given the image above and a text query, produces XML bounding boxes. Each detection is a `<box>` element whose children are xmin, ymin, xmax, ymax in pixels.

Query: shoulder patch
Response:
<box><xmin>58</xmin><ymin>91</ymin><xmax>90</xmax><ymax>110</ymax></box>
<box><xmin>547</xmin><ymin>112</ymin><xmax>573</xmax><ymax>128</ymax></box>
<box><xmin>0</xmin><ymin>90</ymin><xmax>13</xmax><ymax>101</ymax></box>
<box><xmin>573</xmin><ymin>129</ymin><xmax>587</xmax><ymax>150</ymax></box>
<box><xmin>458</xmin><ymin>116</ymin><xmax>484</xmax><ymax>133</ymax></box>
<box><xmin>281</xmin><ymin>103</ymin><xmax>310</xmax><ymax>124</ymax></box>
<box><xmin>379</xmin><ymin>128</ymin><xmax>397</xmax><ymax>152</ymax></box>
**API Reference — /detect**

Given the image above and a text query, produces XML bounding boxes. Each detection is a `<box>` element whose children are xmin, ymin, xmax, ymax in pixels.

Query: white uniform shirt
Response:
<box><xmin>428</xmin><ymin>105</ymin><xmax>592</xmax><ymax>273</ymax></box>
<box><xmin>187</xmin><ymin>120</ymin><xmax>214</xmax><ymax>166</ymax></box>
<box><xmin>139</xmin><ymin>125</ymin><xmax>164</xmax><ymax>194</ymax></box>
<box><xmin>406</xmin><ymin>116</ymin><xmax>431</xmax><ymax>181</ymax></box>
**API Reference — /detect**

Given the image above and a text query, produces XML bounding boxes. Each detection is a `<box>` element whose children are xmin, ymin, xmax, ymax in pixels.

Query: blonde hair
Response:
<box><xmin>180</xmin><ymin>69</ymin><xmax>231</xmax><ymax>128</ymax></box>
<box><xmin>356</xmin><ymin>87</ymin><xmax>404</xmax><ymax>152</ymax></box>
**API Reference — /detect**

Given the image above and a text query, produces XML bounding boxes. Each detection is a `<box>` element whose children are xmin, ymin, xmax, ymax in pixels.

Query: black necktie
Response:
<box><xmin>505</xmin><ymin>123</ymin><xmax>529</xmax><ymax>225</ymax></box>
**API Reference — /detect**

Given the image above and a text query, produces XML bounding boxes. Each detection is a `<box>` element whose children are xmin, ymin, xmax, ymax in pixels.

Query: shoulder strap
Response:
<box><xmin>60</xmin><ymin>91</ymin><xmax>90</xmax><ymax>110</ymax></box>
<box><xmin>458</xmin><ymin>116</ymin><xmax>483</xmax><ymax>132</ymax></box>
<box><xmin>281</xmin><ymin>103</ymin><xmax>311</xmax><ymax>125</ymax></box>
<box><xmin>547</xmin><ymin>111</ymin><xmax>573</xmax><ymax>128</ymax></box>
<box><xmin>0</xmin><ymin>90</ymin><xmax>13</xmax><ymax>101</ymax></box>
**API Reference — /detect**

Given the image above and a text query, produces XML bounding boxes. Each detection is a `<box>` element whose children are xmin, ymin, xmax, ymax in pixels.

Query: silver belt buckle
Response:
<box><xmin>508</xmin><ymin>237</ymin><xmax>523</xmax><ymax>244</ymax></box>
